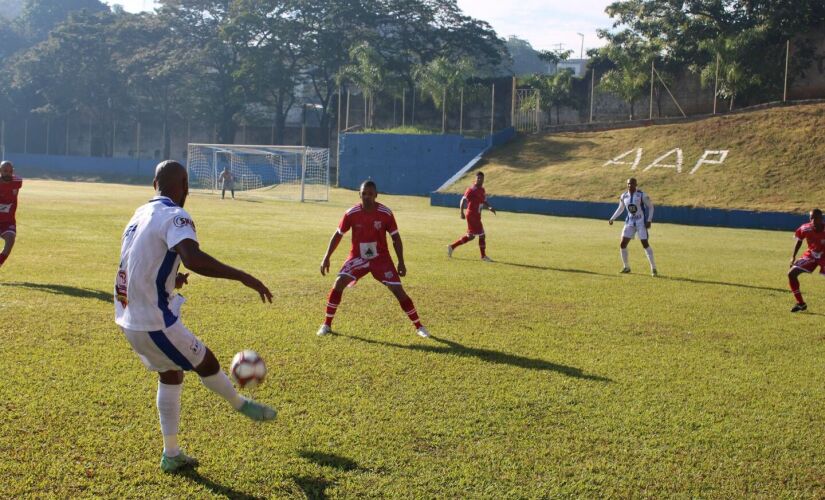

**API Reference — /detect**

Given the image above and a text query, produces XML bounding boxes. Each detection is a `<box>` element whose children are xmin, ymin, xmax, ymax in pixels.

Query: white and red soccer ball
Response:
<box><xmin>230</xmin><ymin>350</ymin><xmax>267</xmax><ymax>389</ymax></box>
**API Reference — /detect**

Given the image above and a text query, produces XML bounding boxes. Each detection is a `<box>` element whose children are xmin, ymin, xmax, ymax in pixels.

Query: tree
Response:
<box><xmin>596</xmin><ymin>33</ymin><xmax>657</xmax><ymax>119</ymax></box>
<box><xmin>17</xmin><ymin>0</ymin><xmax>108</xmax><ymax>41</ymax></box>
<box><xmin>338</xmin><ymin>42</ymin><xmax>387</xmax><ymax>129</ymax></box>
<box><xmin>522</xmin><ymin>70</ymin><xmax>575</xmax><ymax>125</ymax></box>
<box><xmin>414</xmin><ymin>56</ymin><xmax>474</xmax><ymax>132</ymax></box>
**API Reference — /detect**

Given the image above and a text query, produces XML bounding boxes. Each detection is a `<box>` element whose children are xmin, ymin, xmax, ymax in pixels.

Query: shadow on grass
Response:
<box><xmin>293</xmin><ymin>476</ymin><xmax>332</xmax><ymax>500</ymax></box>
<box><xmin>299</xmin><ymin>450</ymin><xmax>362</xmax><ymax>472</ymax></box>
<box><xmin>178</xmin><ymin>469</ymin><xmax>264</xmax><ymax>500</ymax></box>
<box><xmin>450</xmin><ymin>257</ymin><xmax>616</xmax><ymax>277</ymax></box>
<box><xmin>2</xmin><ymin>281</ymin><xmax>111</xmax><ymax>302</ymax></box>
<box><xmin>338</xmin><ymin>333</ymin><xmax>611</xmax><ymax>382</ymax></box>
<box><xmin>657</xmin><ymin>275</ymin><xmax>787</xmax><ymax>293</ymax></box>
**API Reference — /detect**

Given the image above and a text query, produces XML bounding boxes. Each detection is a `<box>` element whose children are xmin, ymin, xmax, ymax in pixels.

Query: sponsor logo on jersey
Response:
<box><xmin>115</xmin><ymin>270</ymin><xmax>129</xmax><ymax>306</ymax></box>
<box><xmin>374</xmin><ymin>220</ymin><xmax>382</xmax><ymax>230</ymax></box>
<box><xmin>627</xmin><ymin>204</ymin><xmax>638</xmax><ymax>214</ymax></box>
<box><xmin>174</xmin><ymin>216</ymin><xmax>195</xmax><ymax>230</ymax></box>
<box><xmin>384</xmin><ymin>271</ymin><xmax>394</xmax><ymax>279</ymax></box>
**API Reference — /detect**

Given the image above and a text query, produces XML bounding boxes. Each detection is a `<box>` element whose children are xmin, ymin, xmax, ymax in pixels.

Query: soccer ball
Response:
<box><xmin>229</xmin><ymin>350</ymin><xmax>267</xmax><ymax>389</ymax></box>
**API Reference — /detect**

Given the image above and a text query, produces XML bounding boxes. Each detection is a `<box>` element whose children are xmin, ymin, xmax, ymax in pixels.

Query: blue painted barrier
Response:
<box><xmin>430</xmin><ymin>192</ymin><xmax>804</xmax><ymax>231</ymax></box>
<box><xmin>339</xmin><ymin>128</ymin><xmax>515</xmax><ymax>195</ymax></box>
<box><xmin>5</xmin><ymin>153</ymin><xmax>157</xmax><ymax>181</ymax></box>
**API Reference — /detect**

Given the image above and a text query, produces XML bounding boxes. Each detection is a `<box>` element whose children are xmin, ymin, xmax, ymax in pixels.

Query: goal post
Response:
<box><xmin>186</xmin><ymin>143</ymin><xmax>330</xmax><ymax>202</ymax></box>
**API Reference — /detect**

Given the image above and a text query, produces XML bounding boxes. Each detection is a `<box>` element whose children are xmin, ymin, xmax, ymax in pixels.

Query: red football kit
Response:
<box><xmin>463</xmin><ymin>185</ymin><xmax>486</xmax><ymax>236</ymax></box>
<box><xmin>336</xmin><ymin>202</ymin><xmax>401</xmax><ymax>285</ymax></box>
<box><xmin>792</xmin><ymin>222</ymin><xmax>825</xmax><ymax>274</ymax></box>
<box><xmin>0</xmin><ymin>176</ymin><xmax>22</xmax><ymax>236</ymax></box>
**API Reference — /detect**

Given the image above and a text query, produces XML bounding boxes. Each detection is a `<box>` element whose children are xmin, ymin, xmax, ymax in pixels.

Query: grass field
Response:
<box><xmin>3</xmin><ymin>180</ymin><xmax>825</xmax><ymax>497</ymax></box>
<box><xmin>445</xmin><ymin>102</ymin><xmax>825</xmax><ymax>213</ymax></box>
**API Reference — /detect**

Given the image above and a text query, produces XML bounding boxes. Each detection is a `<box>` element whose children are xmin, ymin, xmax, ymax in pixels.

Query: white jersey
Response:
<box><xmin>610</xmin><ymin>190</ymin><xmax>653</xmax><ymax>226</ymax></box>
<box><xmin>114</xmin><ymin>196</ymin><xmax>198</xmax><ymax>331</ymax></box>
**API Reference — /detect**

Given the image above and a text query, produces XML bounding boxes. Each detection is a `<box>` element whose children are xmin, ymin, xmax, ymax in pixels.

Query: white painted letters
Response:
<box><xmin>690</xmin><ymin>150</ymin><xmax>729</xmax><ymax>175</ymax></box>
<box><xmin>643</xmin><ymin>148</ymin><xmax>683</xmax><ymax>173</ymax></box>
<box><xmin>602</xmin><ymin>148</ymin><xmax>643</xmax><ymax>169</ymax></box>
<box><xmin>604</xmin><ymin>148</ymin><xmax>728</xmax><ymax>174</ymax></box>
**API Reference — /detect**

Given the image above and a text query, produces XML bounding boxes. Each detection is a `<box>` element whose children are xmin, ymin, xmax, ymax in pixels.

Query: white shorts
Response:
<box><xmin>121</xmin><ymin>321</ymin><xmax>207</xmax><ymax>372</ymax></box>
<box><xmin>622</xmin><ymin>222</ymin><xmax>649</xmax><ymax>240</ymax></box>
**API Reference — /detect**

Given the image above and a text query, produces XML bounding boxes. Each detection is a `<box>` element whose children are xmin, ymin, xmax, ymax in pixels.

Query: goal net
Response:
<box><xmin>186</xmin><ymin>143</ymin><xmax>330</xmax><ymax>202</ymax></box>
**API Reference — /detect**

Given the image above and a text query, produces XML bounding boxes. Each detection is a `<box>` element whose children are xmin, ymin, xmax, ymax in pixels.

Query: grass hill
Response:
<box><xmin>444</xmin><ymin>102</ymin><xmax>825</xmax><ymax>213</ymax></box>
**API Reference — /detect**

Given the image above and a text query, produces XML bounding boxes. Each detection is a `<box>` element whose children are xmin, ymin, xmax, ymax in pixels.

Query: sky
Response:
<box><xmin>105</xmin><ymin>0</ymin><xmax>616</xmax><ymax>56</ymax></box>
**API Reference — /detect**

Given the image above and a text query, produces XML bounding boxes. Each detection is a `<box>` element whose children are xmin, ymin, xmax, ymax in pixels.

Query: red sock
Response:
<box><xmin>479</xmin><ymin>235</ymin><xmax>487</xmax><ymax>258</ymax></box>
<box><xmin>450</xmin><ymin>235</ymin><xmax>471</xmax><ymax>249</ymax></box>
<box><xmin>789</xmin><ymin>276</ymin><xmax>805</xmax><ymax>304</ymax></box>
<box><xmin>324</xmin><ymin>289</ymin><xmax>343</xmax><ymax>326</ymax></box>
<box><xmin>398</xmin><ymin>297</ymin><xmax>422</xmax><ymax>329</ymax></box>
<box><xmin>0</xmin><ymin>253</ymin><xmax>7</xmax><ymax>266</ymax></box>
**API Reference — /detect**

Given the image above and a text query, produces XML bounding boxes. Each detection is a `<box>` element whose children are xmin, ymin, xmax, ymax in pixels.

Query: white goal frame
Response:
<box><xmin>186</xmin><ymin>143</ymin><xmax>330</xmax><ymax>202</ymax></box>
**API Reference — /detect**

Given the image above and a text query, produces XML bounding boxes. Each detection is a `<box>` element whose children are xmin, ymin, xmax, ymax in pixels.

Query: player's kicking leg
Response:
<box><xmin>0</xmin><ymin>229</ymin><xmax>16</xmax><ymax>269</ymax></box>
<box><xmin>448</xmin><ymin>233</ymin><xmax>474</xmax><ymax>258</ymax></box>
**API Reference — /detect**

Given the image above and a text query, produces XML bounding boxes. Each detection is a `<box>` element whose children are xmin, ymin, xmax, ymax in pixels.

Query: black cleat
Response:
<box><xmin>791</xmin><ymin>303</ymin><xmax>807</xmax><ymax>313</ymax></box>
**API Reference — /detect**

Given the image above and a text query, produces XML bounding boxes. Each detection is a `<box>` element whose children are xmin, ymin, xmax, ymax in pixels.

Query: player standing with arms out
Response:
<box><xmin>218</xmin><ymin>166</ymin><xmax>235</xmax><ymax>199</ymax></box>
<box><xmin>447</xmin><ymin>171</ymin><xmax>496</xmax><ymax>261</ymax></box>
<box><xmin>115</xmin><ymin>160</ymin><xmax>276</xmax><ymax>473</ymax></box>
<box><xmin>608</xmin><ymin>178</ymin><xmax>658</xmax><ymax>276</ymax></box>
<box><xmin>787</xmin><ymin>209</ymin><xmax>825</xmax><ymax>312</ymax></box>
<box><xmin>0</xmin><ymin>161</ymin><xmax>22</xmax><ymax>270</ymax></box>
<box><xmin>317</xmin><ymin>180</ymin><xmax>429</xmax><ymax>338</ymax></box>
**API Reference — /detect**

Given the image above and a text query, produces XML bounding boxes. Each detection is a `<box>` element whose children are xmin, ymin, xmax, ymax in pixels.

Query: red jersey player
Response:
<box><xmin>0</xmin><ymin>161</ymin><xmax>22</xmax><ymax>269</ymax></box>
<box><xmin>788</xmin><ymin>208</ymin><xmax>825</xmax><ymax>312</ymax></box>
<box><xmin>317</xmin><ymin>180</ymin><xmax>429</xmax><ymax>338</ymax></box>
<box><xmin>447</xmin><ymin>171</ymin><xmax>496</xmax><ymax>261</ymax></box>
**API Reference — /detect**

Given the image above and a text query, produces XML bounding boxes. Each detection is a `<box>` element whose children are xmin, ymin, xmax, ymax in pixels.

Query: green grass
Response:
<box><xmin>356</xmin><ymin>125</ymin><xmax>488</xmax><ymax>138</ymax></box>
<box><xmin>3</xmin><ymin>180</ymin><xmax>825</xmax><ymax>497</ymax></box>
<box><xmin>445</xmin><ymin>102</ymin><xmax>825</xmax><ymax>213</ymax></box>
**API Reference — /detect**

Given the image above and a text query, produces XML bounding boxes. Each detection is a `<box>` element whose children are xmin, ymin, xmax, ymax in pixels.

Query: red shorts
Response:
<box><xmin>338</xmin><ymin>255</ymin><xmax>401</xmax><ymax>286</ymax></box>
<box><xmin>0</xmin><ymin>221</ymin><xmax>16</xmax><ymax>236</ymax></box>
<box><xmin>792</xmin><ymin>253</ymin><xmax>825</xmax><ymax>275</ymax></box>
<box><xmin>466</xmin><ymin>214</ymin><xmax>484</xmax><ymax>236</ymax></box>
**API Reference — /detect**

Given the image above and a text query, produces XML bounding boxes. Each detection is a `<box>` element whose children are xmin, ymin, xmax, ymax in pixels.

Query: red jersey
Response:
<box><xmin>337</xmin><ymin>202</ymin><xmax>399</xmax><ymax>260</ymax></box>
<box><xmin>795</xmin><ymin>222</ymin><xmax>825</xmax><ymax>259</ymax></box>
<box><xmin>463</xmin><ymin>185</ymin><xmax>486</xmax><ymax>217</ymax></box>
<box><xmin>0</xmin><ymin>176</ymin><xmax>22</xmax><ymax>224</ymax></box>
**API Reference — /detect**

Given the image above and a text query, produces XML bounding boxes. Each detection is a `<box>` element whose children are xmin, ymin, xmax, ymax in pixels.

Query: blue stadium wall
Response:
<box><xmin>338</xmin><ymin>128</ymin><xmax>515</xmax><ymax>195</ymax></box>
<box><xmin>4</xmin><ymin>153</ymin><xmax>157</xmax><ymax>182</ymax></box>
<box><xmin>430</xmin><ymin>193</ymin><xmax>804</xmax><ymax>231</ymax></box>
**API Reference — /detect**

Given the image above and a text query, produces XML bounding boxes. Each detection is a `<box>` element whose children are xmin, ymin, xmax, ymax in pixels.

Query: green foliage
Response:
<box><xmin>17</xmin><ymin>0</ymin><xmax>107</xmax><ymax>41</ymax></box>
<box><xmin>596</xmin><ymin>33</ymin><xmax>658</xmax><ymax>119</ymax></box>
<box><xmin>521</xmin><ymin>70</ymin><xmax>576</xmax><ymax>125</ymax></box>
<box><xmin>5</xmin><ymin>180</ymin><xmax>825</xmax><ymax>496</ymax></box>
<box><xmin>414</xmin><ymin>56</ymin><xmax>475</xmax><ymax>110</ymax></box>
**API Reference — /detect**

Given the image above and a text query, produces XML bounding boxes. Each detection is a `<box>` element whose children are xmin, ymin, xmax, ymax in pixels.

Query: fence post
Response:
<box><xmin>589</xmin><ymin>69</ymin><xmax>595</xmax><ymax>123</ymax></box>
<box><xmin>459</xmin><ymin>87</ymin><xmax>464</xmax><ymax>136</ymax></box>
<box><xmin>713</xmin><ymin>53</ymin><xmax>720</xmax><ymax>114</ymax></box>
<box><xmin>46</xmin><ymin>119</ymin><xmax>50</xmax><ymax>155</ymax></box>
<box><xmin>536</xmin><ymin>91</ymin><xmax>541</xmax><ymax>132</ymax></box>
<box><xmin>442</xmin><ymin>87</ymin><xmax>446</xmax><ymax>134</ymax></box>
<box><xmin>24</xmin><ymin>118</ymin><xmax>28</xmax><ymax>154</ymax></box>
<box><xmin>345</xmin><ymin>90</ymin><xmax>351</xmax><ymax>130</ymax></box>
<box><xmin>649</xmin><ymin>61</ymin><xmax>654</xmax><ymax>119</ymax></box>
<box><xmin>411</xmin><ymin>87</ymin><xmax>416</xmax><ymax>126</ymax></box>
<box><xmin>136</xmin><ymin>122</ymin><xmax>141</xmax><ymax>160</ymax></box>
<box><xmin>336</xmin><ymin>86</ymin><xmax>342</xmax><ymax>187</ymax></box>
<box><xmin>783</xmin><ymin>40</ymin><xmax>790</xmax><ymax>102</ymax></box>
<box><xmin>490</xmin><ymin>83</ymin><xmax>495</xmax><ymax>136</ymax></box>
<box><xmin>510</xmin><ymin>76</ymin><xmax>516</xmax><ymax>127</ymax></box>
<box><xmin>402</xmin><ymin>89</ymin><xmax>406</xmax><ymax>127</ymax></box>
<box><xmin>65</xmin><ymin>115</ymin><xmax>69</xmax><ymax>155</ymax></box>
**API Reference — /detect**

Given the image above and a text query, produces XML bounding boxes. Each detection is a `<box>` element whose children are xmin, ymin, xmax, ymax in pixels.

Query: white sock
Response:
<box><xmin>620</xmin><ymin>248</ymin><xmax>629</xmax><ymax>267</ymax></box>
<box><xmin>157</xmin><ymin>382</ymin><xmax>182</xmax><ymax>457</ymax></box>
<box><xmin>645</xmin><ymin>247</ymin><xmax>656</xmax><ymax>269</ymax></box>
<box><xmin>200</xmin><ymin>372</ymin><xmax>245</xmax><ymax>410</ymax></box>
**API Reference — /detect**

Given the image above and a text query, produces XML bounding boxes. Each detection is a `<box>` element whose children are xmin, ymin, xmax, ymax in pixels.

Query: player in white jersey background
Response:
<box><xmin>608</xmin><ymin>177</ymin><xmax>658</xmax><ymax>276</ymax></box>
<box><xmin>115</xmin><ymin>160</ymin><xmax>276</xmax><ymax>473</ymax></box>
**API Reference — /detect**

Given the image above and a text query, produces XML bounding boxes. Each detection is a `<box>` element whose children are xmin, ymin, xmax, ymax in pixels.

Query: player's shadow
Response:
<box><xmin>178</xmin><ymin>468</ymin><xmax>264</xmax><ymax>500</ymax></box>
<box><xmin>657</xmin><ymin>275</ymin><xmax>787</xmax><ymax>293</ymax></box>
<box><xmin>2</xmin><ymin>281</ymin><xmax>111</xmax><ymax>302</ymax></box>
<box><xmin>338</xmin><ymin>333</ymin><xmax>611</xmax><ymax>382</ymax></box>
<box><xmin>293</xmin><ymin>450</ymin><xmax>365</xmax><ymax>500</ymax></box>
<box><xmin>451</xmin><ymin>257</ymin><xmax>617</xmax><ymax>277</ymax></box>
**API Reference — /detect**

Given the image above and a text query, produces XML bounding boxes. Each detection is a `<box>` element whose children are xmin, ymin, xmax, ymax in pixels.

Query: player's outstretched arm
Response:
<box><xmin>320</xmin><ymin>231</ymin><xmax>343</xmax><ymax>276</ymax></box>
<box><xmin>790</xmin><ymin>239</ymin><xmax>803</xmax><ymax>267</ymax></box>
<box><xmin>391</xmin><ymin>233</ymin><xmax>406</xmax><ymax>276</ymax></box>
<box><xmin>174</xmin><ymin>239</ymin><xmax>272</xmax><ymax>302</ymax></box>
<box><xmin>483</xmin><ymin>201</ymin><xmax>496</xmax><ymax>215</ymax></box>
<box><xmin>459</xmin><ymin>197</ymin><xmax>467</xmax><ymax>219</ymax></box>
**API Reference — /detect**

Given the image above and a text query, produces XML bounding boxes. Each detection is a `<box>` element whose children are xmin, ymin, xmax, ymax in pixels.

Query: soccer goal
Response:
<box><xmin>186</xmin><ymin>143</ymin><xmax>330</xmax><ymax>202</ymax></box>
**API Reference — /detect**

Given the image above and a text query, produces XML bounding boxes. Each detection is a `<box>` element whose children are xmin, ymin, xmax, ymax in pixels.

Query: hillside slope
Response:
<box><xmin>444</xmin><ymin>103</ymin><xmax>825</xmax><ymax>212</ymax></box>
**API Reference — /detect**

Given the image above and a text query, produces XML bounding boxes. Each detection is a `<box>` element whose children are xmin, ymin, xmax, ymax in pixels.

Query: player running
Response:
<box><xmin>608</xmin><ymin>177</ymin><xmax>658</xmax><ymax>276</ymax></box>
<box><xmin>788</xmin><ymin>208</ymin><xmax>825</xmax><ymax>312</ymax></box>
<box><xmin>447</xmin><ymin>171</ymin><xmax>496</xmax><ymax>261</ymax></box>
<box><xmin>115</xmin><ymin>160</ymin><xmax>277</xmax><ymax>473</ymax></box>
<box><xmin>317</xmin><ymin>180</ymin><xmax>429</xmax><ymax>338</ymax></box>
<box><xmin>0</xmin><ymin>161</ymin><xmax>22</xmax><ymax>270</ymax></box>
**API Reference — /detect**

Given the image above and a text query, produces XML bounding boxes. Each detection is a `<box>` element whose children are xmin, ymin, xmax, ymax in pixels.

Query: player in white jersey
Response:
<box><xmin>115</xmin><ymin>160</ymin><xmax>276</xmax><ymax>473</ymax></box>
<box><xmin>608</xmin><ymin>178</ymin><xmax>658</xmax><ymax>276</ymax></box>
